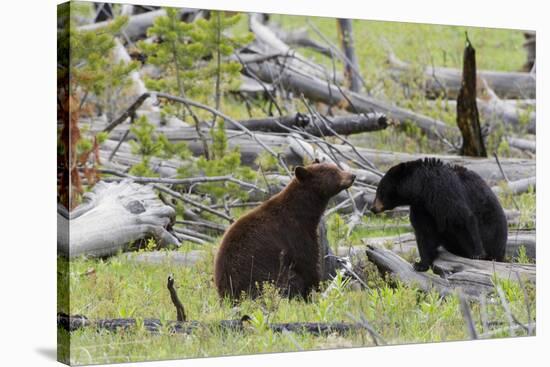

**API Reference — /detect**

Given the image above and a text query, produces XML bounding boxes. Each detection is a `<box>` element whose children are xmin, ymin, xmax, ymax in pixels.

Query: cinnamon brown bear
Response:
<box><xmin>370</xmin><ymin>158</ymin><xmax>507</xmax><ymax>271</ymax></box>
<box><xmin>214</xmin><ymin>161</ymin><xmax>356</xmax><ymax>301</ymax></box>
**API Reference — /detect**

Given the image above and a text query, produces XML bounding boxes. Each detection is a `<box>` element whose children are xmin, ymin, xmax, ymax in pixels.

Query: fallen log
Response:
<box><xmin>365</xmin><ymin>245</ymin><xmax>535</xmax><ymax>298</ymax></box>
<box><xmin>241</xmin><ymin>53</ymin><xmax>454</xmax><ymax>138</ymax></box>
<box><xmin>248</xmin><ymin>13</ymin><xmax>343</xmax><ymax>84</ymax></box>
<box><xmin>423</xmin><ymin>98</ymin><xmax>536</xmax><ymax>134</ymax></box>
<box><xmin>507</xmin><ymin>137</ymin><xmax>535</xmax><ymax>154</ymax></box>
<box><xmin>358</xmin><ymin>230</ymin><xmax>536</xmax><ymax>261</ymax></box>
<box><xmin>101</xmin><ymin>122</ymin><xmax>535</xmax><ymax>185</ymax></box>
<box><xmin>57</xmin><ymin>313</ymin><xmax>365</xmax><ymax>336</ymax></box>
<box><xmin>78</xmin><ymin>8</ymin><xmax>197</xmax><ymax>40</ymax></box>
<box><xmin>58</xmin><ymin>180</ymin><xmax>179</xmax><ymax>258</ymax></box>
<box><xmin>388</xmin><ymin>51</ymin><xmax>536</xmax><ymax>99</ymax></box>
<box><xmin>234</xmin><ymin>112</ymin><xmax>388</xmax><ymax>136</ymax></box>
<box><xmin>269</xmin><ymin>25</ymin><xmax>332</xmax><ymax>56</ymax></box>
<box><xmin>492</xmin><ymin>177</ymin><xmax>536</xmax><ymax>196</ymax></box>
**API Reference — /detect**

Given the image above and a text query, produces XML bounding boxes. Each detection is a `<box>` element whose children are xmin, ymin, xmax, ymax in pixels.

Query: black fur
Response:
<box><xmin>371</xmin><ymin>158</ymin><xmax>507</xmax><ymax>271</ymax></box>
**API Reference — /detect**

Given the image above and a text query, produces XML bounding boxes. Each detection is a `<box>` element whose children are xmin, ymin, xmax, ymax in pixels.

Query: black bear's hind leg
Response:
<box><xmin>450</xmin><ymin>210</ymin><xmax>486</xmax><ymax>260</ymax></box>
<box><xmin>410</xmin><ymin>206</ymin><xmax>440</xmax><ymax>272</ymax></box>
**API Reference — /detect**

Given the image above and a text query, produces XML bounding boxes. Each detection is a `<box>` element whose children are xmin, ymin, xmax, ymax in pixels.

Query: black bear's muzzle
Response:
<box><xmin>369</xmin><ymin>197</ymin><xmax>384</xmax><ymax>214</ymax></box>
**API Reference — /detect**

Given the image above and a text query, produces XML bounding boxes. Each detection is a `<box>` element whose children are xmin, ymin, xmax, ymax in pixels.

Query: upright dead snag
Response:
<box><xmin>337</xmin><ymin>18</ymin><xmax>362</xmax><ymax>92</ymax></box>
<box><xmin>457</xmin><ymin>34</ymin><xmax>487</xmax><ymax>157</ymax></box>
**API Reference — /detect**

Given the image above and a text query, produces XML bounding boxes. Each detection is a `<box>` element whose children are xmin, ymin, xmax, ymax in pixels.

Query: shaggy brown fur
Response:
<box><xmin>214</xmin><ymin>162</ymin><xmax>356</xmax><ymax>301</ymax></box>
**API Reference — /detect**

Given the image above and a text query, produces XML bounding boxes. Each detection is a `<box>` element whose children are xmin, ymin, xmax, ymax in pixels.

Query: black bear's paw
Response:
<box><xmin>472</xmin><ymin>251</ymin><xmax>488</xmax><ymax>260</ymax></box>
<box><xmin>413</xmin><ymin>261</ymin><xmax>430</xmax><ymax>272</ymax></box>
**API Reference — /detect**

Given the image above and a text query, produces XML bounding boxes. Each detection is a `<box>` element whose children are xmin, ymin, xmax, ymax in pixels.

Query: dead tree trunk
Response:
<box><xmin>337</xmin><ymin>18</ymin><xmax>362</xmax><ymax>92</ymax></box>
<box><xmin>523</xmin><ymin>31</ymin><xmax>536</xmax><ymax>72</ymax></box>
<box><xmin>457</xmin><ymin>37</ymin><xmax>487</xmax><ymax>157</ymax></box>
<box><xmin>58</xmin><ymin>180</ymin><xmax>179</xmax><ymax>258</ymax></box>
<box><xmin>235</xmin><ymin>112</ymin><xmax>387</xmax><ymax>136</ymax></box>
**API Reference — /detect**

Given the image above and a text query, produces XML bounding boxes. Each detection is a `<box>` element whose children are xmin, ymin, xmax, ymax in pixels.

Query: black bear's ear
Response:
<box><xmin>294</xmin><ymin>166</ymin><xmax>311</xmax><ymax>182</ymax></box>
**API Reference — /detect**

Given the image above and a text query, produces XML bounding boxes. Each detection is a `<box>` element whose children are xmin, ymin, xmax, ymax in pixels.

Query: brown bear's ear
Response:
<box><xmin>313</xmin><ymin>158</ymin><xmax>320</xmax><ymax>164</ymax></box>
<box><xmin>294</xmin><ymin>166</ymin><xmax>311</xmax><ymax>182</ymax></box>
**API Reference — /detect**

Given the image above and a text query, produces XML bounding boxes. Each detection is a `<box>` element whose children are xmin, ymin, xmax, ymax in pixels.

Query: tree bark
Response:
<box><xmin>457</xmin><ymin>37</ymin><xmax>487</xmax><ymax>157</ymax></box>
<box><xmin>240</xmin><ymin>53</ymin><xmax>453</xmax><ymax>138</ymax></box>
<box><xmin>58</xmin><ymin>180</ymin><xmax>179</xmax><ymax>258</ymax></box>
<box><xmin>337</xmin><ymin>19</ymin><xmax>362</xmax><ymax>92</ymax></box>
<box><xmin>234</xmin><ymin>112</ymin><xmax>387</xmax><ymax>136</ymax></box>
<box><xmin>387</xmin><ymin>50</ymin><xmax>536</xmax><ymax>99</ymax></box>
<box><xmin>358</xmin><ymin>230</ymin><xmax>535</xmax><ymax>261</ymax></box>
<box><xmin>364</xmin><ymin>244</ymin><xmax>535</xmax><ymax>299</ymax></box>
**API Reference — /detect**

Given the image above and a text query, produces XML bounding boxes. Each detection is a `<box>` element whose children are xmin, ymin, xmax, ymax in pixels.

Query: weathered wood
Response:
<box><xmin>234</xmin><ymin>112</ymin><xmax>388</xmax><ymax>136</ymax></box>
<box><xmin>337</xmin><ymin>18</ymin><xmax>362</xmax><ymax>92</ymax></box>
<box><xmin>57</xmin><ymin>180</ymin><xmax>179</xmax><ymax>258</ymax></box>
<box><xmin>241</xmin><ymin>53</ymin><xmax>454</xmax><ymax>138</ymax></box>
<box><xmin>457</xmin><ymin>38</ymin><xmax>487</xmax><ymax>157</ymax></box>
<box><xmin>424</xmin><ymin>98</ymin><xmax>536</xmax><ymax>134</ymax></box>
<box><xmin>388</xmin><ymin>51</ymin><xmax>536</xmax><ymax>99</ymax></box>
<box><xmin>492</xmin><ymin>177</ymin><xmax>536</xmax><ymax>196</ymax></box>
<box><xmin>248</xmin><ymin>13</ymin><xmax>342</xmax><ymax>84</ymax></box>
<box><xmin>100</xmin><ymin>123</ymin><xmax>534</xmax><ymax>185</ymax></box>
<box><xmin>357</xmin><ymin>230</ymin><xmax>536</xmax><ymax>261</ymax></box>
<box><xmin>167</xmin><ymin>276</ymin><xmax>187</xmax><ymax>322</ymax></box>
<box><xmin>365</xmin><ymin>244</ymin><xmax>535</xmax><ymax>298</ymax></box>
<box><xmin>523</xmin><ymin>31</ymin><xmax>536</xmax><ymax>72</ymax></box>
<box><xmin>270</xmin><ymin>25</ymin><xmax>332</xmax><ymax>56</ymax></box>
<box><xmin>507</xmin><ymin>137</ymin><xmax>535</xmax><ymax>154</ymax></box>
<box><xmin>57</xmin><ymin>313</ymin><xmax>365</xmax><ymax>336</ymax></box>
<box><xmin>78</xmin><ymin>8</ymin><xmax>197</xmax><ymax>40</ymax></box>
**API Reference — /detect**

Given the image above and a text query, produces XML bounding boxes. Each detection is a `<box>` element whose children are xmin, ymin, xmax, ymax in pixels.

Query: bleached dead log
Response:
<box><xmin>492</xmin><ymin>177</ymin><xmax>536</xmax><ymax>196</ymax></box>
<box><xmin>270</xmin><ymin>25</ymin><xmax>332</xmax><ymax>56</ymax></box>
<box><xmin>78</xmin><ymin>8</ymin><xmax>196</xmax><ymax>40</ymax></box>
<box><xmin>507</xmin><ymin>137</ymin><xmax>535</xmax><ymax>154</ymax></box>
<box><xmin>248</xmin><ymin>13</ymin><xmax>343</xmax><ymax>84</ymax></box>
<box><xmin>112</xmin><ymin>38</ymin><xmax>154</xmax><ymax>111</ymax></box>
<box><xmin>357</xmin><ymin>230</ymin><xmax>536</xmax><ymax>261</ymax></box>
<box><xmin>287</xmin><ymin>133</ymin><xmax>381</xmax><ymax>185</ymax></box>
<box><xmin>479</xmin><ymin>82</ymin><xmax>536</xmax><ymax>134</ymax></box>
<box><xmin>236</xmin><ymin>74</ymin><xmax>275</xmax><ymax>94</ymax></box>
<box><xmin>240</xmin><ymin>52</ymin><xmax>454</xmax><ymax>138</ymax></box>
<box><xmin>365</xmin><ymin>244</ymin><xmax>535</xmax><ymax>298</ymax></box>
<box><xmin>388</xmin><ymin>51</ymin><xmax>535</xmax><ymax>99</ymax></box>
<box><xmin>102</xmin><ymin>123</ymin><xmax>534</xmax><ymax>186</ymax></box>
<box><xmin>58</xmin><ymin>180</ymin><xmax>179</xmax><ymax>258</ymax></box>
<box><xmin>423</xmin><ymin>98</ymin><xmax>536</xmax><ymax>134</ymax></box>
<box><xmin>234</xmin><ymin>112</ymin><xmax>388</xmax><ymax>136</ymax></box>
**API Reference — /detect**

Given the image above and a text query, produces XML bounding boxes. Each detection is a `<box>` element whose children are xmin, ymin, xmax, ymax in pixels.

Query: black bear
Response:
<box><xmin>370</xmin><ymin>158</ymin><xmax>507</xmax><ymax>271</ymax></box>
<box><xmin>214</xmin><ymin>161</ymin><xmax>356</xmax><ymax>300</ymax></box>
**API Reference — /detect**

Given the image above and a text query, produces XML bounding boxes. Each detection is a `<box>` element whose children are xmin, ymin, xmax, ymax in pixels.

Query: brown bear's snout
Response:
<box><xmin>370</xmin><ymin>197</ymin><xmax>384</xmax><ymax>214</ymax></box>
<box><xmin>341</xmin><ymin>172</ymin><xmax>356</xmax><ymax>189</ymax></box>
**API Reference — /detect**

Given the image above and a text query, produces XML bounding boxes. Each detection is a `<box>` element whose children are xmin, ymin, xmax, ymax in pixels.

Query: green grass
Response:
<box><xmin>60</xmin><ymin>244</ymin><xmax>535</xmax><ymax>365</ymax></box>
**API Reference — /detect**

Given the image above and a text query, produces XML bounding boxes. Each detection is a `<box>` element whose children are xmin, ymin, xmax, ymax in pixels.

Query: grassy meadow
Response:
<box><xmin>59</xmin><ymin>8</ymin><xmax>535</xmax><ymax>365</ymax></box>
